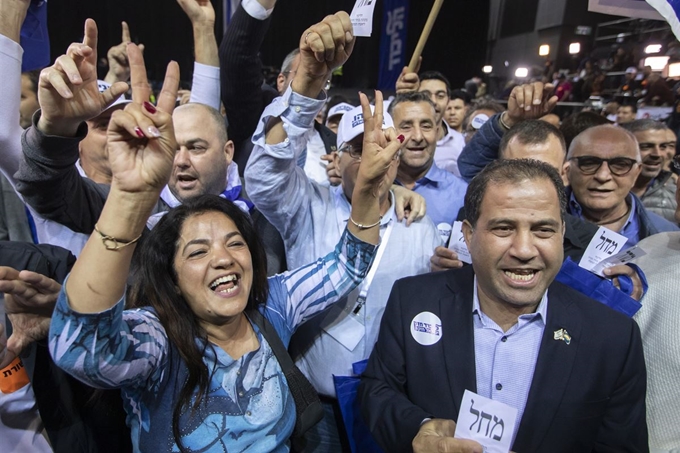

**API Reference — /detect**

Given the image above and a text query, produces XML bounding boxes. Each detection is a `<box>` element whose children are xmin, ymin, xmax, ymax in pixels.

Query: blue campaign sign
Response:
<box><xmin>377</xmin><ymin>0</ymin><xmax>410</xmax><ymax>91</ymax></box>
<box><xmin>21</xmin><ymin>0</ymin><xmax>50</xmax><ymax>72</ymax></box>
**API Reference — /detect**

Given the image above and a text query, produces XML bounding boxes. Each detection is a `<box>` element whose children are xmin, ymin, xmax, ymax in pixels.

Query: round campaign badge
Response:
<box><xmin>410</xmin><ymin>312</ymin><xmax>443</xmax><ymax>346</ymax></box>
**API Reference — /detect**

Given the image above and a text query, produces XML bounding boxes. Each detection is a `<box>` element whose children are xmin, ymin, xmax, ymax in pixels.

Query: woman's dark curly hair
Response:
<box><xmin>127</xmin><ymin>195</ymin><xmax>269</xmax><ymax>451</ymax></box>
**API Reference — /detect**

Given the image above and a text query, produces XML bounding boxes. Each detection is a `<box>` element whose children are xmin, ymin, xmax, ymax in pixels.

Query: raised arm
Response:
<box><xmin>244</xmin><ymin>12</ymin><xmax>354</xmax><ymax>243</ymax></box>
<box><xmin>15</xmin><ymin>19</ymin><xmax>128</xmax><ymax>231</ymax></box>
<box><xmin>219</xmin><ymin>0</ymin><xmax>276</xmax><ymax>154</ymax></box>
<box><xmin>0</xmin><ymin>0</ymin><xmax>29</xmax><ymax>182</ymax></box>
<box><xmin>103</xmin><ymin>21</ymin><xmax>144</xmax><ymax>84</ymax></box>
<box><xmin>177</xmin><ymin>0</ymin><xmax>222</xmax><ymax>110</ymax></box>
<box><xmin>269</xmin><ymin>89</ymin><xmax>404</xmax><ymax>337</ymax></box>
<box><xmin>64</xmin><ymin>44</ymin><xmax>179</xmax><ymax>314</ymax></box>
<box><xmin>458</xmin><ymin>82</ymin><xmax>557</xmax><ymax>182</ymax></box>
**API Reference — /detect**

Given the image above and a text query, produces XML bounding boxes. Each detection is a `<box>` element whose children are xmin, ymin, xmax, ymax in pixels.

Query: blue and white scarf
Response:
<box><xmin>147</xmin><ymin>162</ymin><xmax>253</xmax><ymax>229</ymax></box>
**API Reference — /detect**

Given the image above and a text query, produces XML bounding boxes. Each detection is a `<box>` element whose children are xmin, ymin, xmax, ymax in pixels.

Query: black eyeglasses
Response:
<box><xmin>569</xmin><ymin>156</ymin><xmax>639</xmax><ymax>176</ymax></box>
<box><xmin>338</xmin><ymin>144</ymin><xmax>401</xmax><ymax>161</ymax></box>
<box><xmin>338</xmin><ymin>144</ymin><xmax>363</xmax><ymax>160</ymax></box>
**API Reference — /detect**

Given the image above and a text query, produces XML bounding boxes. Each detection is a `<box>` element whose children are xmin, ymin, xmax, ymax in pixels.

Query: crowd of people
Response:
<box><xmin>1</xmin><ymin>0</ymin><xmax>679</xmax><ymax>452</ymax></box>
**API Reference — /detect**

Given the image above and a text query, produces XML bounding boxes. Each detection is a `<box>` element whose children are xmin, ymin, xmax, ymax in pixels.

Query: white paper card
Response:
<box><xmin>591</xmin><ymin>245</ymin><xmax>648</xmax><ymax>276</ymax></box>
<box><xmin>350</xmin><ymin>0</ymin><xmax>377</xmax><ymax>37</ymax></box>
<box><xmin>321</xmin><ymin>303</ymin><xmax>364</xmax><ymax>352</ymax></box>
<box><xmin>455</xmin><ymin>390</ymin><xmax>518</xmax><ymax>453</ymax></box>
<box><xmin>578</xmin><ymin>226</ymin><xmax>627</xmax><ymax>275</ymax></box>
<box><xmin>448</xmin><ymin>221</ymin><xmax>472</xmax><ymax>264</ymax></box>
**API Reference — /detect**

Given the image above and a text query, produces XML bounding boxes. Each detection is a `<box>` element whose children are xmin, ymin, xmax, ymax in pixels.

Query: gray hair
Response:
<box><xmin>281</xmin><ymin>48</ymin><xmax>300</xmax><ymax>74</ymax></box>
<box><xmin>619</xmin><ymin>118</ymin><xmax>669</xmax><ymax>134</ymax></box>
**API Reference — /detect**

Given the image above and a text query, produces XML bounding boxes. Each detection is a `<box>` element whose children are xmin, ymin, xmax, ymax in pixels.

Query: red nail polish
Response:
<box><xmin>143</xmin><ymin>101</ymin><xmax>157</xmax><ymax>114</ymax></box>
<box><xmin>134</xmin><ymin>127</ymin><xmax>145</xmax><ymax>138</ymax></box>
<box><xmin>397</xmin><ymin>134</ymin><xmax>405</xmax><ymax>143</ymax></box>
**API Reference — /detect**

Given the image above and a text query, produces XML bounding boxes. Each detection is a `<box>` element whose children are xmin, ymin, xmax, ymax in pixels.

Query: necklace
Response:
<box><xmin>596</xmin><ymin>204</ymin><xmax>631</xmax><ymax>226</ymax></box>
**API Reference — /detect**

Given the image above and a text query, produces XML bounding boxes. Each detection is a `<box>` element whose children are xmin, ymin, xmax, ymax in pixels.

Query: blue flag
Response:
<box><xmin>377</xmin><ymin>0</ymin><xmax>410</xmax><ymax>91</ymax></box>
<box><xmin>646</xmin><ymin>0</ymin><xmax>680</xmax><ymax>39</ymax></box>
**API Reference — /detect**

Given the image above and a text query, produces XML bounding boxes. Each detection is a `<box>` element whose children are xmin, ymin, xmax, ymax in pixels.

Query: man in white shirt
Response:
<box><xmin>245</xmin><ymin>13</ymin><xmax>441</xmax><ymax>451</ymax></box>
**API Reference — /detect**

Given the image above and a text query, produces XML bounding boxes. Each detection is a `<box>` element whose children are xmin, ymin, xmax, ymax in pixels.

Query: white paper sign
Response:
<box><xmin>591</xmin><ymin>245</ymin><xmax>648</xmax><ymax>276</ymax></box>
<box><xmin>455</xmin><ymin>390</ymin><xmax>518</xmax><ymax>453</ymax></box>
<box><xmin>350</xmin><ymin>0</ymin><xmax>378</xmax><ymax>37</ymax></box>
<box><xmin>578</xmin><ymin>227</ymin><xmax>627</xmax><ymax>276</ymax></box>
<box><xmin>448</xmin><ymin>221</ymin><xmax>472</xmax><ymax>264</ymax></box>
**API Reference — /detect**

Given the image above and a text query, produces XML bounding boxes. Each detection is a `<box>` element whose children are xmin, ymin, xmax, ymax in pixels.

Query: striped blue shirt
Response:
<box><xmin>49</xmin><ymin>229</ymin><xmax>377</xmax><ymax>452</ymax></box>
<box><xmin>472</xmin><ymin>277</ymin><xmax>547</xmax><ymax>443</ymax></box>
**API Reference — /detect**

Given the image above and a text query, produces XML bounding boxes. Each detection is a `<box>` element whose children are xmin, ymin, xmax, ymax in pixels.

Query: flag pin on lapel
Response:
<box><xmin>554</xmin><ymin>328</ymin><xmax>571</xmax><ymax>345</ymax></box>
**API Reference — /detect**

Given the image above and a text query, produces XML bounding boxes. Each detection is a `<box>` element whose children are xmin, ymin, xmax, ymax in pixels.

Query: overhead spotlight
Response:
<box><xmin>539</xmin><ymin>44</ymin><xmax>550</xmax><ymax>56</ymax></box>
<box><xmin>668</xmin><ymin>62</ymin><xmax>680</xmax><ymax>77</ymax></box>
<box><xmin>483</xmin><ymin>65</ymin><xmax>493</xmax><ymax>73</ymax></box>
<box><xmin>645</xmin><ymin>44</ymin><xmax>662</xmax><ymax>54</ymax></box>
<box><xmin>644</xmin><ymin>56</ymin><xmax>669</xmax><ymax>71</ymax></box>
<box><xmin>569</xmin><ymin>43</ymin><xmax>580</xmax><ymax>54</ymax></box>
<box><xmin>515</xmin><ymin>67</ymin><xmax>528</xmax><ymax>78</ymax></box>
<box><xmin>504</xmin><ymin>61</ymin><xmax>510</xmax><ymax>67</ymax></box>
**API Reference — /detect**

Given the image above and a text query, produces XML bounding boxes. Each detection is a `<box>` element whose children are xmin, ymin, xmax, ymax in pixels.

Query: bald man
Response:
<box><xmin>565</xmin><ymin>125</ymin><xmax>678</xmax><ymax>246</ymax></box>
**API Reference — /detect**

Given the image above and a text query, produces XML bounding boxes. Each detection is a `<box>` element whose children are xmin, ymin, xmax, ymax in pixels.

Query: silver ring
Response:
<box><xmin>304</xmin><ymin>31</ymin><xmax>312</xmax><ymax>45</ymax></box>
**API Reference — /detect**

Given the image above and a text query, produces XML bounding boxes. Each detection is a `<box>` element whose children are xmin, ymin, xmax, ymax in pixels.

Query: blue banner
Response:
<box><xmin>646</xmin><ymin>0</ymin><xmax>680</xmax><ymax>40</ymax></box>
<box><xmin>377</xmin><ymin>0</ymin><xmax>409</xmax><ymax>91</ymax></box>
<box><xmin>21</xmin><ymin>0</ymin><xmax>50</xmax><ymax>72</ymax></box>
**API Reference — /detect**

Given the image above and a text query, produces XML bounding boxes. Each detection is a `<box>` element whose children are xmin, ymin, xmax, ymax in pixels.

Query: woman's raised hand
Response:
<box><xmin>107</xmin><ymin>43</ymin><xmax>180</xmax><ymax>196</ymax></box>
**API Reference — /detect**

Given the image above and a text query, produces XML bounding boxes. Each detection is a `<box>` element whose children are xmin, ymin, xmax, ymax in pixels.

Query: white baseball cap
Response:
<box><xmin>325</xmin><ymin>102</ymin><xmax>354</xmax><ymax>126</ymax></box>
<box><xmin>336</xmin><ymin>104</ymin><xmax>394</xmax><ymax>149</ymax></box>
<box><xmin>97</xmin><ymin>80</ymin><xmax>132</xmax><ymax>113</ymax></box>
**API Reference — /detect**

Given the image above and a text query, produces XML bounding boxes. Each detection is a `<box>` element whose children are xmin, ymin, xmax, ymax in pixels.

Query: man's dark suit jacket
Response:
<box><xmin>358</xmin><ymin>266</ymin><xmax>648</xmax><ymax>453</ymax></box>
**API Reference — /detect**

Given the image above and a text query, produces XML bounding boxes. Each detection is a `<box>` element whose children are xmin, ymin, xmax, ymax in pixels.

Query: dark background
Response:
<box><xmin>46</xmin><ymin>0</ymin><xmax>490</xmax><ymax>91</ymax></box>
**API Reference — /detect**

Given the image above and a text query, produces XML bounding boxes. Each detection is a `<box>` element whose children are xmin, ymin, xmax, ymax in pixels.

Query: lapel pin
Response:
<box><xmin>554</xmin><ymin>328</ymin><xmax>571</xmax><ymax>345</ymax></box>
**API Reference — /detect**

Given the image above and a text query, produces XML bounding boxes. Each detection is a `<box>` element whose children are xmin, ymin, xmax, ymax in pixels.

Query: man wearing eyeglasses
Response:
<box><xmin>619</xmin><ymin>119</ymin><xmax>678</xmax><ymax>223</ymax></box>
<box><xmin>565</xmin><ymin>125</ymin><xmax>678</xmax><ymax>247</ymax></box>
<box><xmin>245</xmin><ymin>14</ymin><xmax>441</xmax><ymax>450</ymax></box>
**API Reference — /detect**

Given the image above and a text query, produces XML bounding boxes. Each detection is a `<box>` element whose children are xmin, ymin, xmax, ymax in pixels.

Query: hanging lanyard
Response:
<box><xmin>332</xmin><ymin>188</ymin><xmax>394</xmax><ymax>314</ymax></box>
<box><xmin>352</xmin><ymin>220</ymin><xmax>394</xmax><ymax>314</ymax></box>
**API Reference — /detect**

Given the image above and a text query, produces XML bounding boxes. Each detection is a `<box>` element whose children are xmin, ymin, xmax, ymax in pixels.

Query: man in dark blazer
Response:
<box><xmin>359</xmin><ymin>159</ymin><xmax>648</xmax><ymax>453</ymax></box>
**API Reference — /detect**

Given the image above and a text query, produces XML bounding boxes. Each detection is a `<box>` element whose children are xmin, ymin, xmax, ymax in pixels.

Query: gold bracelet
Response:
<box><xmin>349</xmin><ymin>216</ymin><xmax>382</xmax><ymax>230</ymax></box>
<box><xmin>94</xmin><ymin>224</ymin><xmax>142</xmax><ymax>251</ymax></box>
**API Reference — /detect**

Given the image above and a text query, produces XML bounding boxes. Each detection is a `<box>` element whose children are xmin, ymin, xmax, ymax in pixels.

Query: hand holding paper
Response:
<box><xmin>454</xmin><ymin>390</ymin><xmax>518</xmax><ymax>453</ymax></box>
<box><xmin>412</xmin><ymin>418</ymin><xmax>484</xmax><ymax>453</ymax></box>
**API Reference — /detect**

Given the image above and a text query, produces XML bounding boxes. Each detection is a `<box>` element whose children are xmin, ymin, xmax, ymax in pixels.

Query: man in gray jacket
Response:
<box><xmin>620</xmin><ymin>119</ymin><xmax>678</xmax><ymax>224</ymax></box>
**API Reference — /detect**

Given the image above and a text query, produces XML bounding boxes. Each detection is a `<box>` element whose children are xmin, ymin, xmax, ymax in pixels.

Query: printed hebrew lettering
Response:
<box><xmin>480</xmin><ymin>411</ymin><xmax>492</xmax><ymax>435</ymax></box>
<box><xmin>597</xmin><ymin>233</ymin><xmax>607</xmax><ymax>250</ymax></box>
<box><xmin>606</xmin><ymin>240</ymin><xmax>618</xmax><ymax>255</ymax></box>
<box><xmin>469</xmin><ymin>399</ymin><xmax>480</xmax><ymax>430</ymax></box>
<box><xmin>491</xmin><ymin>415</ymin><xmax>504</xmax><ymax>441</ymax></box>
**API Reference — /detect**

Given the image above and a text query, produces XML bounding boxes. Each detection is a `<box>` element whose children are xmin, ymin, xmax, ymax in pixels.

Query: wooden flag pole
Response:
<box><xmin>407</xmin><ymin>0</ymin><xmax>445</xmax><ymax>72</ymax></box>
